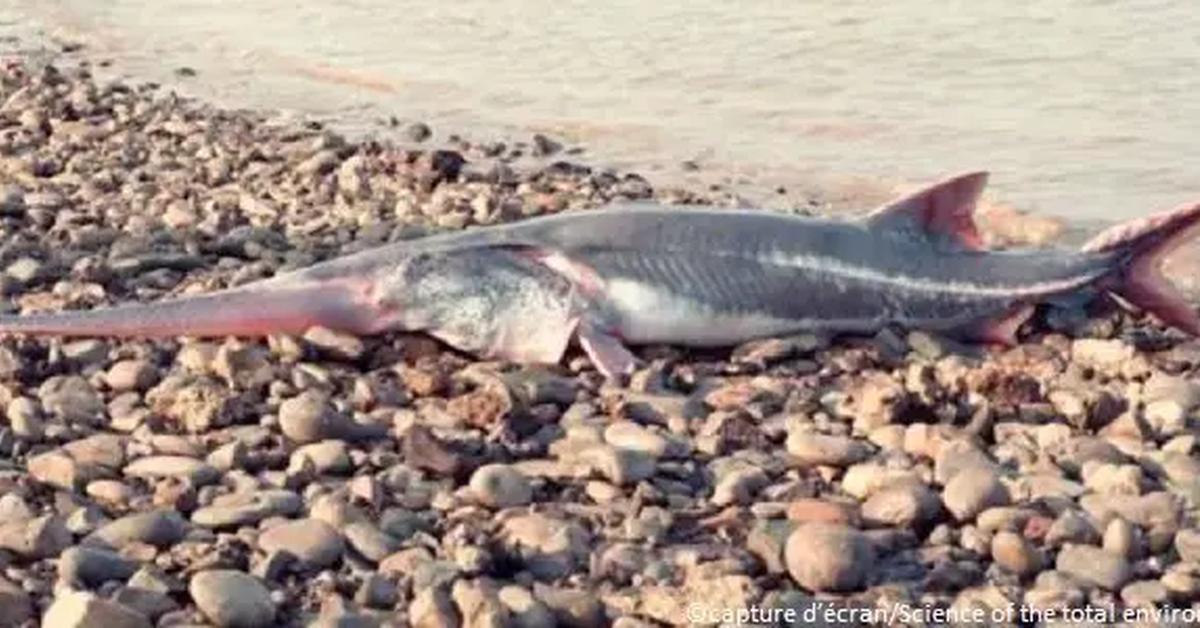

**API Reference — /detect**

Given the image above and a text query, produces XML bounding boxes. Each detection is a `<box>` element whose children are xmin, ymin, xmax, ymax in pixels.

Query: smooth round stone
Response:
<box><xmin>603</xmin><ymin>422</ymin><xmax>672</xmax><ymax>457</ymax></box>
<box><xmin>190</xmin><ymin>570</ymin><xmax>275</xmax><ymax>627</ymax></box>
<box><xmin>941</xmin><ymin>466</ymin><xmax>1009</xmax><ymax>522</ymax></box>
<box><xmin>1121</xmin><ymin>580</ymin><xmax>1169</xmax><ymax>609</ymax></box>
<box><xmin>290</xmin><ymin>440</ymin><xmax>352</xmax><ymax>474</ymax></box>
<box><xmin>278</xmin><ymin>391</ymin><xmax>345</xmax><ymax>444</ymax></box>
<box><xmin>86</xmin><ymin>480</ymin><xmax>135</xmax><ymax>505</ymax></box>
<box><xmin>343</xmin><ymin>522</ymin><xmax>401</xmax><ymax>563</ymax></box>
<box><xmin>860</xmin><ymin>481</ymin><xmax>941</xmax><ymax>529</ymax></box>
<box><xmin>1056</xmin><ymin>543</ymin><xmax>1132</xmax><ymax>591</ymax></box>
<box><xmin>710</xmin><ymin>467</ymin><xmax>768</xmax><ymax>507</ymax></box>
<box><xmin>1175</xmin><ymin>527</ymin><xmax>1200</xmax><ymax>563</ymax></box>
<box><xmin>257</xmin><ymin>519</ymin><xmax>344</xmax><ymax>568</ymax></box>
<box><xmin>990</xmin><ymin>531</ymin><xmax>1042</xmax><ymax>577</ymax></box>
<box><xmin>104</xmin><ymin>360</ymin><xmax>159</xmax><ymax>392</ymax></box>
<box><xmin>1103</xmin><ymin>518</ymin><xmax>1140</xmax><ymax>559</ymax></box>
<box><xmin>577</xmin><ymin>445</ymin><xmax>656</xmax><ymax>486</ymax></box>
<box><xmin>784</xmin><ymin>523</ymin><xmax>875</xmax><ymax>592</ymax></box>
<box><xmin>786</xmin><ymin>432</ymin><xmax>871</xmax><ymax>467</ymax></box>
<box><xmin>469</xmin><ymin>464</ymin><xmax>533</xmax><ymax>508</ymax></box>
<box><xmin>87</xmin><ymin>510</ymin><xmax>188</xmax><ymax>549</ymax></box>
<box><xmin>58</xmin><ymin>546</ymin><xmax>139</xmax><ymax>588</ymax></box>
<box><xmin>42</xmin><ymin>591</ymin><xmax>151</xmax><ymax>628</ymax></box>
<box><xmin>123</xmin><ymin>456</ymin><xmax>220</xmax><ymax>486</ymax></box>
<box><xmin>191</xmin><ymin>490</ymin><xmax>303</xmax><ymax>528</ymax></box>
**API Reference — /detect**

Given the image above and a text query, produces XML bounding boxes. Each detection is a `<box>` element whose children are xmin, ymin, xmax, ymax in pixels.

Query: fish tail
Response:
<box><xmin>1081</xmin><ymin>200</ymin><xmax>1200</xmax><ymax>335</ymax></box>
<box><xmin>0</xmin><ymin>278</ymin><xmax>393</xmax><ymax>339</ymax></box>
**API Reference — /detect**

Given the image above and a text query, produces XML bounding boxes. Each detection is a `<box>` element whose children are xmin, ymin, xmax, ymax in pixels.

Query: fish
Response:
<box><xmin>1</xmin><ymin>171</ymin><xmax>1198</xmax><ymax>379</ymax></box>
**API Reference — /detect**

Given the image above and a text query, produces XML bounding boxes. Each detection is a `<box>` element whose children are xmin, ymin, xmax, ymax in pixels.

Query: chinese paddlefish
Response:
<box><xmin>2</xmin><ymin>171</ymin><xmax>1198</xmax><ymax>379</ymax></box>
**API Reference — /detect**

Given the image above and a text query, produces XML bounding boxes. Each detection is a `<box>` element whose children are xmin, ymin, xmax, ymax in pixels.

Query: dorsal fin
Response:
<box><xmin>864</xmin><ymin>171</ymin><xmax>989</xmax><ymax>250</ymax></box>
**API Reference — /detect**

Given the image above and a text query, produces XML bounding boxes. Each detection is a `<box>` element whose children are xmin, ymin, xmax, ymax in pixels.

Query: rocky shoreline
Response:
<box><xmin>0</xmin><ymin>49</ymin><xmax>1198</xmax><ymax>628</ymax></box>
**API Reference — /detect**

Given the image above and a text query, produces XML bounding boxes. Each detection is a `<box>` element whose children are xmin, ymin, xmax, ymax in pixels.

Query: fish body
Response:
<box><xmin>454</xmin><ymin>204</ymin><xmax>1116</xmax><ymax>344</ymax></box>
<box><xmin>2</xmin><ymin>171</ymin><xmax>1198</xmax><ymax>379</ymax></box>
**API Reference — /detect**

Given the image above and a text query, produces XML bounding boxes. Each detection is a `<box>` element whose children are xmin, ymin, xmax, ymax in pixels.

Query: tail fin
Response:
<box><xmin>1081</xmin><ymin>200</ymin><xmax>1200</xmax><ymax>335</ymax></box>
<box><xmin>0</xmin><ymin>278</ymin><xmax>393</xmax><ymax>339</ymax></box>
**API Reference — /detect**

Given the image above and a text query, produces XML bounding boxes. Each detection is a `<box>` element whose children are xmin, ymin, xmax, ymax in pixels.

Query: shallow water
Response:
<box><xmin>4</xmin><ymin>0</ymin><xmax>1200</xmax><ymax>223</ymax></box>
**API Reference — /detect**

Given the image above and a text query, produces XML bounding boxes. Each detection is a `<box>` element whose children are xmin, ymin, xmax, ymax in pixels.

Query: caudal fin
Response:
<box><xmin>1081</xmin><ymin>200</ymin><xmax>1200</xmax><ymax>335</ymax></box>
<box><xmin>0</xmin><ymin>278</ymin><xmax>394</xmax><ymax>339</ymax></box>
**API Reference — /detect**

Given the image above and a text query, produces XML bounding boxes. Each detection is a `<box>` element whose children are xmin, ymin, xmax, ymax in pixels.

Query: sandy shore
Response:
<box><xmin>0</xmin><ymin>48</ymin><xmax>1198</xmax><ymax>627</ymax></box>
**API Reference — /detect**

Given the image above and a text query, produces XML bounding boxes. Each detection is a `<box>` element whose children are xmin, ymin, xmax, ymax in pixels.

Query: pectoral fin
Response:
<box><xmin>577</xmin><ymin>320</ymin><xmax>639</xmax><ymax>380</ymax></box>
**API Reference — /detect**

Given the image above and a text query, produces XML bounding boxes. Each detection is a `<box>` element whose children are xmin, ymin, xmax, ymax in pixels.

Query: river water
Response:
<box><xmin>4</xmin><ymin>0</ymin><xmax>1200</xmax><ymax>224</ymax></box>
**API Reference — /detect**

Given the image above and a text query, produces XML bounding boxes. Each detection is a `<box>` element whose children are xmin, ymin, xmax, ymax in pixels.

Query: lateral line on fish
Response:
<box><xmin>617</xmin><ymin>246</ymin><xmax>1106</xmax><ymax>298</ymax></box>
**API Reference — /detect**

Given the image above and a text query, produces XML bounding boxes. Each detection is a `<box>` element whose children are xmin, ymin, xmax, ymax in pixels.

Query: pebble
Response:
<box><xmin>1071</xmin><ymin>338</ymin><xmax>1134</xmax><ymax>372</ymax></box>
<box><xmin>710</xmin><ymin>466</ymin><xmax>768</xmax><ymax>506</ymax></box>
<box><xmin>28</xmin><ymin>451</ymin><xmax>95</xmax><ymax>491</ymax></box>
<box><xmin>123</xmin><ymin>455</ymin><xmax>220</xmax><ymax>486</ymax></box>
<box><xmin>278</xmin><ymin>391</ymin><xmax>382</xmax><ymax>443</ymax></box>
<box><xmin>7</xmin><ymin>397</ymin><xmax>45</xmax><ymax>441</ymax></box>
<box><xmin>1055</xmin><ymin>544</ymin><xmax>1132</xmax><ymax>590</ymax></box>
<box><xmin>191</xmin><ymin>490</ymin><xmax>304</xmax><ymax>528</ymax></box>
<box><xmin>291</xmin><ymin>440</ymin><xmax>353</xmax><ymax>474</ymax></box>
<box><xmin>785</xmin><ymin>498</ymin><xmax>860</xmax><ymax>526</ymax></box>
<box><xmin>861</xmin><ymin>481</ymin><xmax>941</xmax><ymax>529</ymax></box>
<box><xmin>303</xmin><ymin>326</ymin><xmax>366</xmax><ymax>361</ymax></box>
<box><xmin>841</xmin><ymin>462</ymin><xmax>921</xmax><ymax>499</ymax></box>
<box><xmin>941</xmin><ymin>466</ymin><xmax>1010</xmax><ymax>522</ymax></box>
<box><xmin>1173</xmin><ymin>527</ymin><xmax>1200</xmax><ymax>563</ymax></box>
<box><xmin>257</xmin><ymin>519</ymin><xmax>345</xmax><ymax>568</ymax></box>
<box><xmin>451</xmin><ymin>578</ymin><xmax>512</xmax><ymax>627</ymax></box>
<box><xmin>746</xmin><ymin>519</ymin><xmax>795</xmax><ymax>574</ymax></box>
<box><xmin>409</xmin><ymin>586</ymin><xmax>459</xmax><ymax>628</ymax></box>
<box><xmin>0</xmin><ymin>514</ymin><xmax>70</xmax><ymax>558</ymax></box>
<box><xmin>355</xmin><ymin>573</ymin><xmax>398</xmax><ymax>610</ymax></box>
<box><xmin>1081</xmin><ymin>462</ymin><xmax>1144</xmax><ymax>495</ymax></box>
<box><xmin>469</xmin><ymin>463</ymin><xmax>533</xmax><ymax>508</ymax></box>
<box><xmin>109</xmin><ymin>587</ymin><xmax>176</xmax><ymax>622</ymax></box>
<box><xmin>784</xmin><ymin>523</ymin><xmax>875</xmax><ymax>592</ymax></box>
<box><xmin>42</xmin><ymin>591</ymin><xmax>151</xmax><ymax>628</ymax></box>
<box><xmin>189</xmin><ymin>570</ymin><xmax>276</xmax><ymax>628</ymax></box>
<box><xmin>104</xmin><ymin>360</ymin><xmax>158</xmax><ymax>392</ymax></box>
<box><xmin>38</xmin><ymin>375</ymin><xmax>106</xmax><ymax>423</ymax></box>
<box><xmin>0</xmin><ymin>577</ymin><xmax>32</xmax><ymax>626</ymax></box>
<box><xmin>499</xmin><ymin>585</ymin><xmax>555</xmax><ymax>627</ymax></box>
<box><xmin>1103</xmin><ymin>518</ymin><xmax>1140</xmax><ymax>559</ymax></box>
<box><xmin>502</xmin><ymin>514</ymin><xmax>591</xmax><ymax>580</ymax></box>
<box><xmin>405</xmin><ymin>121</ymin><xmax>432</xmax><ymax>142</ymax></box>
<box><xmin>343</xmin><ymin>521</ymin><xmax>401</xmax><ymax>562</ymax></box>
<box><xmin>603</xmin><ymin>421</ymin><xmax>675</xmax><ymax>457</ymax></box>
<box><xmin>87</xmin><ymin>510</ymin><xmax>188</xmax><ymax>549</ymax></box>
<box><xmin>1121</xmin><ymin>580</ymin><xmax>1169</xmax><ymax>609</ymax></box>
<box><xmin>785</xmin><ymin>431</ymin><xmax>871</xmax><ymax>467</ymax></box>
<box><xmin>58</xmin><ymin>546</ymin><xmax>140</xmax><ymax>588</ymax></box>
<box><xmin>990</xmin><ymin>531</ymin><xmax>1042</xmax><ymax>577</ymax></box>
<box><xmin>575</xmin><ymin>444</ymin><xmax>656</xmax><ymax>486</ymax></box>
<box><xmin>1045</xmin><ymin>509</ymin><xmax>1100</xmax><ymax>547</ymax></box>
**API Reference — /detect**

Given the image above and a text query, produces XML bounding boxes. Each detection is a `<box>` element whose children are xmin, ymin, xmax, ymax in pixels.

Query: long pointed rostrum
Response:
<box><xmin>0</xmin><ymin>278</ymin><xmax>393</xmax><ymax>339</ymax></box>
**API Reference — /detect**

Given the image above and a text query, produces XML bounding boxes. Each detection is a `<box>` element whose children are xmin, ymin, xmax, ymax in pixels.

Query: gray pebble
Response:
<box><xmin>942</xmin><ymin>466</ymin><xmax>1009</xmax><ymax>522</ymax></box>
<box><xmin>58</xmin><ymin>546</ymin><xmax>139</xmax><ymax>588</ymax></box>
<box><xmin>1056</xmin><ymin>543</ymin><xmax>1132</xmax><ymax>590</ymax></box>
<box><xmin>258</xmin><ymin>519</ymin><xmax>345</xmax><ymax>569</ymax></box>
<box><xmin>189</xmin><ymin>570</ymin><xmax>276</xmax><ymax>628</ymax></box>
<box><xmin>784</xmin><ymin>523</ymin><xmax>875</xmax><ymax>592</ymax></box>
<box><xmin>469</xmin><ymin>463</ymin><xmax>533</xmax><ymax>508</ymax></box>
